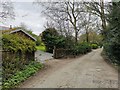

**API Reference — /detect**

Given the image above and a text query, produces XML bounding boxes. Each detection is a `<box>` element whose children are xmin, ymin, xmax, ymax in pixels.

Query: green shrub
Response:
<box><xmin>41</xmin><ymin>28</ymin><xmax>65</xmax><ymax>53</ymax></box>
<box><xmin>2</xmin><ymin>61</ymin><xmax>43</xmax><ymax>89</ymax></box>
<box><xmin>103</xmin><ymin>2</ymin><xmax>120</xmax><ymax>65</ymax></box>
<box><xmin>35</xmin><ymin>37</ymin><xmax>41</xmax><ymax>46</ymax></box>
<box><xmin>73</xmin><ymin>42</ymin><xmax>91</xmax><ymax>55</ymax></box>
<box><xmin>2</xmin><ymin>34</ymin><xmax>37</xmax><ymax>81</ymax></box>
<box><xmin>2</xmin><ymin>34</ymin><xmax>36</xmax><ymax>52</ymax></box>
<box><xmin>91</xmin><ymin>44</ymin><xmax>98</xmax><ymax>49</ymax></box>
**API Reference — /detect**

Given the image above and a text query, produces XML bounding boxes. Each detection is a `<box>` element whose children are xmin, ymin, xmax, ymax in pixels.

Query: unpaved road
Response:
<box><xmin>19</xmin><ymin>49</ymin><xmax>118</xmax><ymax>88</ymax></box>
<box><xmin>35</xmin><ymin>50</ymin><xmax>53</xmax><ymax>63</ymax></box>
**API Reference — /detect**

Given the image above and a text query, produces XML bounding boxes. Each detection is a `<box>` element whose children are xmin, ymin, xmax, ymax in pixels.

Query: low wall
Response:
<box><xmin>53</xmin><ymin>48</ymin><xmax>75</xmax><ymax>59</ymax></box>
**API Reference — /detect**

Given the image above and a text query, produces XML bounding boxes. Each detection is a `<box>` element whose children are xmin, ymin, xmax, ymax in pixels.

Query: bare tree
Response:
<box><xmin>82</xmin><ymin>12</ymin><xmax>99</xmax><ymax>42</ymax></box>
<box><xmin>84</xmin><ymin>0</ymin><xmax>110</xmax><ymax>37</ymax></box>
<box><xmin>0</xmin><ymin>0</ymin><xmax>15</xmax><ymax>23</ymax></box>
<box><xmin>36</xmin><ymin>2</ymin><xmax>87</xmax><ymax>43</ymax></box>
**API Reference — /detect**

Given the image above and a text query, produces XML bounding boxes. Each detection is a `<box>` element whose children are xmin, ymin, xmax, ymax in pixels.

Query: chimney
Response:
<box><xmin>10</xmin><ymin>25</ymin><xmax>12</xmax><ymax>29</ymax></box>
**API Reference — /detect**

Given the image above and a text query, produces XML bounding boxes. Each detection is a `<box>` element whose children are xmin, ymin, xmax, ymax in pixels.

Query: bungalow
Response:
<box><xmin>0</xmin><ymin>28</ymin><xmax>36</xmax><ymax>80</ymax></box>
<box><xmin>1</xmin><ymin>27</ymin><xmax>37</xmax><ymax>80</ymax></box>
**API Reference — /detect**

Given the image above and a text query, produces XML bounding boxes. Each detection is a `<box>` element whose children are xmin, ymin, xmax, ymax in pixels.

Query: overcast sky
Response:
<box><xmin>1</xmin><ymin>2</ymin><xmax>47</xmax><ymax>35</ymax></box>
<box><xmin>0</xmin><ymin>0</ymin><xmax>111</xmax><ymax>35</ymax></box>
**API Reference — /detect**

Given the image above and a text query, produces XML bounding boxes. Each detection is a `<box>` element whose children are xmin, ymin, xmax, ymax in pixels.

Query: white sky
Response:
<box><xmin>10</xmin><ymin>0</ymin><xmax>112</xmax><ymax>2</ymax></box>
<box><xmin>0</xmin><ymin>2</ymin><xmax>47</xmax><ymax>35</ymax></box>
<box><xmin>0</xmin><ymin>0</ymin><xmax>112</xmax><ymax>35</ymax></box>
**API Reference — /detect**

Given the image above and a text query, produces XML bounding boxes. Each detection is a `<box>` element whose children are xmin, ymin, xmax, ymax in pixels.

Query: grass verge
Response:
<box><xmin>36</xmin><ymin>45</ymin><xmax>46</xmax><ymax>51</ymax></box>
<box><xmin>2</xmin><ymin>61</ymin><xmax>43</xmax><ymax>90</ymax></box>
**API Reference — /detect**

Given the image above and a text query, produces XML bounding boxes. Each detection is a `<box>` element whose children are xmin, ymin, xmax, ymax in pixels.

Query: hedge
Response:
<box><xmin>73</xmin><ymin>42</ymin><xmax>92</xmax><ymax>55</ymax></box>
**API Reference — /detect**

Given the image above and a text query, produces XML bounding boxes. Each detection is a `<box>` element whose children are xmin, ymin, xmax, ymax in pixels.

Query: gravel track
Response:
<box><xmin>19</xmin><ymin>49</ymin><xmax>118</xmax><ymax>88</ymax></box>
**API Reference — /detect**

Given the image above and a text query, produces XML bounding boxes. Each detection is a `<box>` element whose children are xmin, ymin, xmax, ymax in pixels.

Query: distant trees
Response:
<box><xmin>38</xmin><ymin>2</ymin><xmax>94</xmax><ymax>43</ymax></box>
<box><xmin>79</xmin><ymin>30</ymin><xmax>103</xmax><ymax>45</ymax></box>
<box><xmin>85</xmin><ymin>0</ymin><xmax>109</xmax><ymax>38</ymax></box>
<box><xmin>36</xmin><ymin>1</ymin><xmax>103</xmax><ymax>44</ymax></box>
<box><xmin>81</xmin><ymin>12</ymin><xmax>98</xmax><ymax>43</ymax></box>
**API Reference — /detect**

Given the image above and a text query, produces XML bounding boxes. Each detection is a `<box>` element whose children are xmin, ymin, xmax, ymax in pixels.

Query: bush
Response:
<box><xmin>2</xmin><ymin>34</ymin><xmax>36</xmax><ymax>52</ymax></box>
<box><xmin>99</xmin><ymin>43</ymin><xmax>103</xmax><ymax>48</ymax></box>
<box><xmin>104</xmin><ymin>2</ymin><xmax>120</xmax><ymax>65</ymax></box>
<box><xmin>41</xmin><ymin>28</ymin><xmax>65</xmax><ymax>53</ymax></box>
<box><xmin>2</xmin><ymin>34</ymin><xmax>36</xmax><ymax>81</ymax></box>
<box><xmin>35</xmin><ymin>37</ymin><xmax>41</xmax><ymax>46</ymax></box>
<box><xmin>73</xmin><ymin>42</ymin><xmax>91</xmax><ymax>55</ymax></box>
<box><xmin>104</xmin><ymin>42</ymin><xmax>120</xmax><ymax>65</ymax></box>
<box><xmin>2</xmin><ymin>61</ymin><xmax>43</xmax><ymax>89</ymax></box>
<box><xmin>91</xmin><ymin>44</ymin><xmax>98</xmax><ymax>49</ymax></box>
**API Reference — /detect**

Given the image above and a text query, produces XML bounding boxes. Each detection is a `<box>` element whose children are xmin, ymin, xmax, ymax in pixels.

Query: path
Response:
<box><xmin>35</xmin><ymin>50</ymin><xmax>53</xmax><ymax>63</ymax></box>
<box><xmin>19</xmin><ymin>49</ymin><xmax>118</xmax><ymax>88</ymax></box>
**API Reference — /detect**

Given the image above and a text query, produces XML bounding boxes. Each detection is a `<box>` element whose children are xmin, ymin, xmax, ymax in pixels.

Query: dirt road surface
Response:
<box><xmin>19</xmin><ymin>49</ymin><xmax>118</xmax><ymax>88</ymax></box>
<box><xmin>35</xmin><ymin>50</ymin><xmax>53</xmax><ymax>63</ymax></box>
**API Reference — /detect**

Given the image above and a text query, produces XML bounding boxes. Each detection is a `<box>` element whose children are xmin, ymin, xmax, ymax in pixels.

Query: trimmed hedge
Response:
<box><xmin>2</xmin><ymin>61</ymin><xmax>43</xmax><ymax>89</ymax></box>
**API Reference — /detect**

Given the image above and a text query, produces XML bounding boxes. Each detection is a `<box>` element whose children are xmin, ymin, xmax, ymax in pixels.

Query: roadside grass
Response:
<box><xmin>36</xmin><ymin>45</ymin><xmax>46</xmax><ymax>52</ymax></box>
<box><xmin>2</xmin><ymin>61</ymin><xmax>43</xmax><ymax>90</ymax></box>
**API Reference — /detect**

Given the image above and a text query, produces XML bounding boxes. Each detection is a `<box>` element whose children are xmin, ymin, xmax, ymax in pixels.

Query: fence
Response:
<box><xmin>2</xmin><ymin>50</ymin><xmax>35</xmax><ymax>81</ymax></box>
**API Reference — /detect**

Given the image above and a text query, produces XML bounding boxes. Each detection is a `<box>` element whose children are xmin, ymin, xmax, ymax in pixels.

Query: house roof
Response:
<box><xmin>0</xmin><ymin>26</ymin><xmax>10</xmax><ymax>30</ymax></box>
<box><xmin>1</xmin><ymin>29</ymin><xmax>37</xmax><ymax>41</ymax></box>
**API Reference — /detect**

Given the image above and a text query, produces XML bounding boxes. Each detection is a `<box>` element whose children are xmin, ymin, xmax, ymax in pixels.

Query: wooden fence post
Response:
<box><xmin>53</xmin><ymin>46</ymin><xmax>56</xmax><ymax>59</ymax></box>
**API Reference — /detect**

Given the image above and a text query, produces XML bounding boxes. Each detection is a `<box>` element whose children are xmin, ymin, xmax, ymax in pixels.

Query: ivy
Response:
<box><xmin>2</xmin><ymin>34</ymin><xmax>36</xmax><ymax>52</ymax></box>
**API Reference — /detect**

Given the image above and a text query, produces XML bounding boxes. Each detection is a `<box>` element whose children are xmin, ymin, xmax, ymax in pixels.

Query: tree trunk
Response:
<box><xmin>75</xmin><ymin>31</ymin><xmax>78</xmax><ymax>43</ymax></box>
<box><xmin>100</xmin><ymin>0</ymin><xmax>107</xmax><ymax>37</ymax></box>
<box><xmin>86</xmin><ymin>32</ymin><xmax>89</xmax><ymax>43</ymax></box>
<box><xmin>74</xmin><ymin>26</ymin><xmax>78</xmax><ymax>43</ymax></box>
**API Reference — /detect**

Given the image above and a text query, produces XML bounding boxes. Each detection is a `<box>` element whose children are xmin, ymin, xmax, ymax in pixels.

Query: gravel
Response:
<box><xmin>19</xmin><ymin>49</ymin><xmax>118</xmax><ymax>88</ymax></box>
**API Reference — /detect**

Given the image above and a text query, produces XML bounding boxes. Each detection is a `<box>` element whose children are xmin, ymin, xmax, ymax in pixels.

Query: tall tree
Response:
<box><xmin>81</xmin><ymin>12</ymin><xmax>98</xmax><ymax>42</ymax></box>
<box><xmin>85</xmin><ymin>0</ymin><xmax>109</xmax><ymax>38</ymax></box>
<box><xmin>37</xmin><ymin>2</ymin><xmax>87</xmax><ymax>43</ymax></box>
